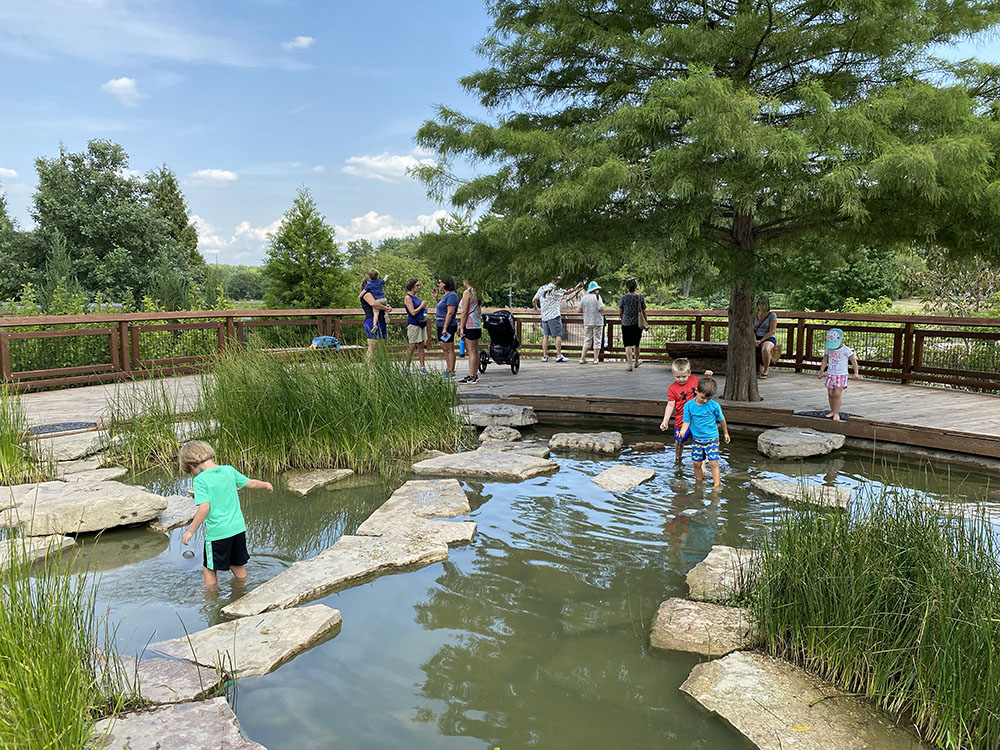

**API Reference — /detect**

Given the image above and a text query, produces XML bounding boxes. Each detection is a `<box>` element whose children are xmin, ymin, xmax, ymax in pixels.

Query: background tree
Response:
<box><xmin>262</xmin><ymin>187</ymin><xmax>353</xmax><ymax>309</ymax></box>
<box><xmin>148</xmin><ymin>165</ymin><xmax>203</xmax><ymax>272</ymax></box>
<box><xmin>416</xmin><ymin>0</ymin><xmax>1000</xmax><ymax>400</ymax></box>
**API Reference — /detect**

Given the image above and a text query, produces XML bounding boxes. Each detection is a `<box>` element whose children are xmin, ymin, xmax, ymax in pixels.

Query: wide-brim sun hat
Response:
<box><xmin>586</xmin><ymin>281</ymin><xmax>601</xmax><ymax>292</ymax></box>
<box><xmin>825</xmin><ymin>327</ymin><xmax>845</xmax><ymax>349</ymax></box>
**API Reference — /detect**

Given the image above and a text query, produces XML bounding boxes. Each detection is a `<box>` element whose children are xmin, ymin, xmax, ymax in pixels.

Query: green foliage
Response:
<box><xmin>784</xmin><ymin>246</ymin><xmax>908</xmax><ymax>311</ymax></box>
<box><xmin>103</xmin><ymin>382</ymin><xmax>182</xmax><ymax>472</ymax></box>
<box><xmin>917</xmin><ymin>251</ymin><xmax>1000</xmax><ymax>317</ymax></box>
<box><xmin>750</xmin><ymin>492</ymin><xmax>1000</xmax><ymax>749</ymax></box>
<box><xmin>205</xmin><ymin>264</ymin><xmax>268</xmax><ymax>301</ymax></box>
<box><xmin>840</xmin><ymin>296</ymin><xmax>895</xmax><ymax>314</ymax></box>
<box><xmin>262</xmin><ymin>188</ymin><xmax>353</xmax><ymax>309</ymax></box>
<box><xmin>0</xmin><ymin>385</ymin><xmax>51</xmax><ymax>484</ymax></box>
<box><xmin>348</xmin><ymin>235</ymin><xmax>436</xmax><ymax>305</ymax></box>
<box><xmin>198</xmin><ymin>349</ymin><xmax>467</xmax><ymax>474</ymax></box>
<box><xmin>147</xmin><ymin>165</ymin><xmax>202</xmax><ymax>271</ymax></box>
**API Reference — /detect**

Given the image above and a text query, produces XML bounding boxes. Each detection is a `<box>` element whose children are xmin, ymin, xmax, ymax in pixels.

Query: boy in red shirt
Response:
<box><xmin>659</xmin><ymin>358</ymin><xmax>713</xmax><ymax>460</ymax></box>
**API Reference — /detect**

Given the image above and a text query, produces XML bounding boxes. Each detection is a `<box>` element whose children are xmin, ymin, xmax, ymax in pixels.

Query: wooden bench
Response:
<box><xmin>663</xmin><ymin>341</ymin><xmax>781</xmax><ymax>375</ymax></box>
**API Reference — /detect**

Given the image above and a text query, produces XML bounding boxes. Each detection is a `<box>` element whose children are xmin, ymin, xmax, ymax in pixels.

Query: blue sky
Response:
<box><xmin>0</xmin><ymin>2</ymin><xmax>997</xmax><ymax>265</ymax></box>
<box><xmin>0</xmin><ymin>0</ymin><xmax>491</xmax><ymax>263</ymax></box>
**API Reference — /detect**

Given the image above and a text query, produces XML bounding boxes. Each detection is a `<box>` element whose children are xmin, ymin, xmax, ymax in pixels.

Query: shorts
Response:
<box><xmin>463</xmin><ymin>327</ymin><xmax>482</xmax><ymax>341</ymax></box>
<box><xmin>674</xmin><ymin>426</ymin><xmax>691</xmax><ymax>444</ymax></box>
<box><xmin>406</xmin><ymin>324</ymin><xmax>427</xmax><ymax>344</ymax></box>
<box><xmin>691</xmin><ymin>438</ymin><xmax>720</xmax><ymax>462</ymax></box>
<box><xmin>364</xmin><ymin>318</ymin><xmax>387</xmax><ymax>340</ymax></box>
<box><xmin>436</xmin><ymin>323</ymin><xmax>458</xmax><ymax>342</ymax></box>
<box><xmin>583</xmin><ymin>324</ymin><xmax>602</xmax><ymax>350</ymax></box>
<box><xmin>826</xmin><ymin>374</ymin><xmax>848</xmax><ymax>390</ymax></box>
<box><xmin>204</xmin><ymin>532</ymin><xmax>249</xmax><ymax>571</ymax></box>
<box><xmin>760</xmin><ymin>336</ymin><xmax>777</xmax><ymax>346</ymax></box>
<box><xmin>541</xmin><ymin>317</ymin><xmax>563</xmax><ymax>337</ymax></box>
<box><xmin>621</xmin><ymin>324</ymin><xmax>642</xmax><ymax>347</ymax></box>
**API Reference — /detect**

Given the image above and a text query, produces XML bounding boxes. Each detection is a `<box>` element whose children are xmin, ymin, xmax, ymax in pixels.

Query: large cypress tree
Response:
<box><xmin>416</xmin><ymin>0</ymin><xmax>1000</xmax><ymax>400</ymax></box>
<box><xmin>148</xmin><ymin>166</ymin><xmax>203</xmax><ymax>271</ymax></box>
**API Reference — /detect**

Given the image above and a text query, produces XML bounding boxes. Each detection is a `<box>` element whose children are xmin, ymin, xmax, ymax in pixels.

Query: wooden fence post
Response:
<box><xmin>901</xmin><ymin>322</ymin><xmax>915</xmax><ymax>384</ymax></box>
<box><xmin>118</xmin><ymin>321</ymin><xmax>131</xmax><ymax>376</ymax></box>
<box><xmin>0</xmin><ymin>333</ymin><xmax>10</xmax><ymax>382</ymax></box>
<box><xmin>794</xmin><ymin>317</ymin><xmax>806</xmax><ymax>372</ymax></box>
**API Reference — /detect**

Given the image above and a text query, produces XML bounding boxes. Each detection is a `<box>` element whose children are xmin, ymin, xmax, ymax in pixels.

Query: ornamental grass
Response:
<box><xmin>750</xmin><ymin>492</ymin><xmax>1000</xmax><ymax>749</ymax></box>
<box><xmin>0</xmin><ymin>384</ymin><xmax>50</xmax><ymax>484</ymax></box>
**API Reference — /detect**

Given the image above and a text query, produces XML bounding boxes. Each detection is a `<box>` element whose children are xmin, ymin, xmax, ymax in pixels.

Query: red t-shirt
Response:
<box><xmin>668</xmin><ymin>377</ymin><xmax>700</xmax><ymax>428</ymax></box>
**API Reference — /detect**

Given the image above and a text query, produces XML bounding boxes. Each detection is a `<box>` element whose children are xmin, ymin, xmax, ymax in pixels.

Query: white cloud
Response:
<box><xmin>335</xmin><ymin>210</ymin><xmax>449</xmax><ymax>244</ymax></box>
<box><xmin>312</xmin><ymin>165</ymin><xmax>326</xmax><ymax>173</ymax></box>
<box><xmin>0</xmin><ymin>168</ymin><xmax>18</xmax><ymax>180</ymax></box>
<box><xmin>342</xmin><ymin>150</ymin><xmax>436</xmax><ymax>182</ymax></box>
<box><xmin>188</xmin><ymin>169</ymin><xmax>238</xmax><ymax>186</ymax></box>
<box><xmin>281</xmin><ymin>36</ymin><xmax>314</xmax><ymax>51</ymax></box>
<box><xmin>191</xmin><ymin>214</ymin><xmax>284</xmax><ymax>262</ymax></box>
<box><xmin>101</xmin><ymin>77</ymin><xmax>142</xmax><ymax>107</ymax></box>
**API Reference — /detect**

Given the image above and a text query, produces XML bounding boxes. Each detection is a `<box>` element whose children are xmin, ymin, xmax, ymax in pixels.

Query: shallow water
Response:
<box><xmin>78</xmin><ymin>425</ymin><xmax>997</xmax><ymax>749</ymax></box>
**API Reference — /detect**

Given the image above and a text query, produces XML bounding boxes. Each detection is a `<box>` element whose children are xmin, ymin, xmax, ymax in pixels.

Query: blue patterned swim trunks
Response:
<box><xmin>691</xmin><ymin>438</ymin><xmax>720</xmax><ymax>462</ymax></box>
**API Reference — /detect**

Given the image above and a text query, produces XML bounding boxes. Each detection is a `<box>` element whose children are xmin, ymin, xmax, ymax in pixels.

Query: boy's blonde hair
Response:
<box><xmin>697</xmin><ymin>377</ymin><xmax>718</xmax><ymax>398</ymax></box>
<box><xmin>671</xmin><ymin>358</ymin><xmax>691</xmax><ymax>375</ymax></box>
<box><xmin>179</xmin><ymin>440</ymin><xmax>215</xmax><ymax>475</ymax></box>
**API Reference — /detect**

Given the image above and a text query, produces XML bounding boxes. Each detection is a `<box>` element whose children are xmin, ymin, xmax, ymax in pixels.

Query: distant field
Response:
<box><xmin>232</xmin><ymin>300</ymin><xmax>265</xmax><ymax>310</ymax></box>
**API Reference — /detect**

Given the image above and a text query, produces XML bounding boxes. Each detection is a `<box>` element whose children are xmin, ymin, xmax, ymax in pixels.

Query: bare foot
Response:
<box><xmin>832</xmin><ymin>414</ymin><xmax>841</xmax><ymax>421</ymax></box>
<box><xmin>824</xmin><ymin>411</ymin><xmax>834</xmax><ymax>418</ymax></box>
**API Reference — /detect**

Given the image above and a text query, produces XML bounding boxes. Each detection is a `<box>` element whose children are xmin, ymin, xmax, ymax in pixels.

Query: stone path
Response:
<box><xmin>412</xmin><ymin>447</ymin><xmax>558</xmax><ymax>480</ymax></box>
<box><xmin>454</xmin><ymin>403</ymin><xmax>537</xmax><ymax>427</ymax></box>
<box><xmin>686</xmin><ymin>545</ymin><xmax>760</xmax><ymax>602</ymax></box>
<box><xmin>93</xmin><ymin>697</ymin><xmax>265</xmax><ymax>750</ymax></box>
<box><xmin>650</xmin><ymin>598</ymin><xmax>752</xmax><ymax>657</ymax></box>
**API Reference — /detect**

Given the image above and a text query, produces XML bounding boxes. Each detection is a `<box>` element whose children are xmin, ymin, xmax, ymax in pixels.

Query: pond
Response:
<box><xmin>80</xmin><ymin>424</ymin><xmax>997</xmax><ymax>749</ymax></box>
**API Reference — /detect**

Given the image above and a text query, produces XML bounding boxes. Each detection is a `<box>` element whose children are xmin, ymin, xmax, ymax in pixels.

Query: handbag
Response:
<box><xmin>638</xmin><ymin>301</ymin><xmax>649</xmax><ymax>330</ymax></box>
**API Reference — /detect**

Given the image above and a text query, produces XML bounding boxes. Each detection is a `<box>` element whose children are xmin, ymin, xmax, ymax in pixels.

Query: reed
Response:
<box><xmin>198</xmin><ymin>348</ymin><xmax>466</xmax><ymax>473</ymax></box>
<box><xmin>103</xmin><ymin>380</ymin><xmax>180</xmax><ymax>471</ymax></box>
<box><xmin>0</xmin><ymin>383</ymin><xmax>51</xmax><ymax>484</ymax></box>
<box><xmin>749</xmin><ymin>490</ymin><xmax>1000</xmax><ymax>749</ymax></box>
<box><xmin>0</xmin><ymin>542</ymin><xmax>135</xmax><ymax>748</ymax></box>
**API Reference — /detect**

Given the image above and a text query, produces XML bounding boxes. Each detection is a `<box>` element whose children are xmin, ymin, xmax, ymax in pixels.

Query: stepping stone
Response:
<box><xmin>412</xmin><ymin>449</ymin><xmax>557</xmax><ymax>480</ymax></box>
<box><xmin>0</xmin><ymin>481</ymin><xmax>168</xmax><ymax>536</ymax></box>
<box><xmin>757</xmin><ymin>427</ymin><xmax>845</xmax><ymax>459</ymax></box>
<box><xmin>283</xmin><ymin>468</ymin><xmax>355</xmax><ymax>497</ymax></box>
<box><xmin>483</xmin><ymin>441</ymin><xmax>551</xmax><ymax>458</ymax></box>
<box><xmin>650</xmin><ymin>598</ymin><xmax>752</xmax><ymax>657</ymax></box>
<box><xmin>63</xmin><ymin>467</ymin><xmax>129</xmax><ymax>483</ymax></box>
<box><xmin>222</xmin><ymin>535</ymin><xmax>449</xmax><ymax>618</ymax></box>
<box><xmin>92</xmin><ymin>697</ymin><xmax>266</xmax><ymax>749</ymax></box>
<box><xmin>454</xmin><ymin>403</ymin><xmax>537</xmax><ymax>427</ymax></box>
<box><xmin>414</xmin><ymin>449</ymin><xmax>447</xmax><ymax>461</ymax></box>
<box><xmin>751</xmin><ymin>478</ymin><xmax>851</xmax><ymax>510</ymax></box>
<box><xmin>687</xmin><ymin>545</ymin><xmax>760</xmax><ymax>602</ymax></box>
<box><xmin>549</xmin><ymin>431</ymin><xmax>623</xmax><ymax>455</ymax></box>
<box><xmin>148</xmin><ymin>494</ymin><xmax>197</xmax><ymax>533</ymax></box>
<box><xmin>354</xmin><ymin>479</ymin><xmax>476</xmax><ymax>547</ymax></box>
<box><xmin>592</xmin><ymin>465</ymin><xmax>656</xmax><ymax>492</ymax></box>
<box><xmin>632</xmin><ymin>441</ymin><xmax>666</xmax><ymax>452</ymax></box>
<box><xmin>56</xmin><ymin>457</ymin><xmax>103</xmax><ymax>476</ymax></box>
<box><xmin>681</xmin><ymin>651</ymin><xmax>928</xmax><ymax>750</ymax></box>
<box><xmin>479</xmin><ymin>425</ymin><xmax>521</xmax><ymax>442</ymax></box>
<box><xmin>0</xmin><ymin>534</ymin><xmax>74</xmax><ymax>572</ymax></box>
<box><xmin>152</xmin><ymin>604</ymin><xmax>341</xmax><ymax>677</ymax></box>
<box><xmin>33</xmin><ymin>431</ymin><xmax>106</xmax><ymax>461</ymax></box>
<box><xmin>98</xmin><ymin>655</ymin><xmax>224</xmax><ymax>705</ymax></box>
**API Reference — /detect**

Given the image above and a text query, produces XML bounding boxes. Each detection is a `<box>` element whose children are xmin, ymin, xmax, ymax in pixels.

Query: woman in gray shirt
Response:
<box><xmin>618</xmin><ymin>278</ymin><xmax>646</xmax><ymax>372</ymax></box>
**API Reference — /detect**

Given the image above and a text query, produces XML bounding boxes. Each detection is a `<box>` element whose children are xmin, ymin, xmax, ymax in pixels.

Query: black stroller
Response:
<box><xmin>479</xmin><ymin>309</ymin><xmax>521</xmax><ymax>374</ymax></box>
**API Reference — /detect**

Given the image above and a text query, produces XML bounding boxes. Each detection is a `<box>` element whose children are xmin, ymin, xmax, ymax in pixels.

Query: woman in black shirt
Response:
<box><xmin>618</xmin><ymin>278</ymin><xmax>646</xmax><ymax>372</ymax></box>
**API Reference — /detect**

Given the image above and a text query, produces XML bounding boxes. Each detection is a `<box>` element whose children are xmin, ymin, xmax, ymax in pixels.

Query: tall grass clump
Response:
<box><xmin>0</xmin><ymin>543</ymin><xmax>134</xmax><ymax>748</ymax></box>
<box><xmin>750</xmin><ymin>492</ymin><xmax>1000</xmax><ymax>749</ymax></box>
<box><xmin>0</xmin><ymin>383</ymin><xmax>51</xmax><ymax>484</ymax></box>
<box><xmin>103</xmin><ymin>380</ymin><xmax>180</xmax><ymax>471</ymax></box>
<box><xmin>199</xmin><ymin>348</ymin><xmax>466</xmax><ymax>473</ymax></box>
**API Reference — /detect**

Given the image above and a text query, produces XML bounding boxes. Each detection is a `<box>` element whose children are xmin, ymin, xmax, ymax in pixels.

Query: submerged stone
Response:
<box><xmin>0</xmin><ymin>481</ymin><xmax>167</xmax><ymax>536</ymax></box>
<box><xmin>454</xmin><ymin>403</ymin><xmax>538</xmax><ymax>427</ymax></box>
<box><xmin>0</xmin><ymin>534</ymin><xmax>74</xmax><ymax>571</ymax></box>
<box><xmin>34</xmin><ymin>431</ymin><xmax>106</xmax><ymax>462</ymax></box>
<box><xmin>592</xmin><ymin>464</ymin><xmax>656</xmax><ymax>492</ymax></box>
<box><xmin>687</xmin><ymin>545</ymin><xmax>760</xmax><ymax>602</ymax></box>
<box><xmin>549</xmin><ymin>431</ymin><xmax>623</xmax><ymax>455</ymax></box>
<box><xmin>151</xmin><ymin>605</ymin><xmax>341</xmax><ymax>677</ymax></box>
<box><xmin>631</xmin><ymin>441</ymin><xmax>666</xmax><ymax>452</ymax></box>
<box><xmin>649</xmin><ymin>598</ymin><xmax>752</xmax><ymax>657</ymax></box>
<box><xmin>283</xmin><ymin>468</ymin><xmax>355</xmax><ymax>497</ymax></box>
<box><xmin>148</xmin><ymin>494</ymin><xmax>197</xmax><ymax>533</ymax></box>
<box><xmin>479</xmin><ymin>425</ymin><xmax>522</xmax><ymax>442</ymax></box>
<box><xmin>751</xmin><ymin>478</ymin><xmax>851</xmax><ymax>510</ymax></box>
<box><xmin>757</xmin><ymin>427</ymin><xmax>845</xmax><ymax>459</ymax></box>
<box><xmin>681</xmin><ymin>651</ymin><xmax>928</xmax><ymax>750</ymax></box>
<box><xmin>412</xmin><ymin>448</ymin><xmax>557</xmax><ymax>480</ymax></box>
<box><xmin>92</xmin><ymin>697</ymin><xmax>266</xmax><ymax>750</ymax></box>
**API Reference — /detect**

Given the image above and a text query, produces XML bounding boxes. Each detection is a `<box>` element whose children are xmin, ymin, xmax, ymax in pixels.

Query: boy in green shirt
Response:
<box><xmin>179</xmin><ymin>440</ymin><xmax>273</xmax><ymax>587</ymax></box>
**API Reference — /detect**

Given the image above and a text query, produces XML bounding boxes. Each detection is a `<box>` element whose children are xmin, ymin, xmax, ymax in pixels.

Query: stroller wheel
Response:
<box><xmin>479</xmin><ymin>350</ymin><xmax>489</xmax><ymax>373</ymax></box>
<box><xmin>511</xmin><ymin>351</ymin><xmax>520</xmax><ymax>374</ymax></box>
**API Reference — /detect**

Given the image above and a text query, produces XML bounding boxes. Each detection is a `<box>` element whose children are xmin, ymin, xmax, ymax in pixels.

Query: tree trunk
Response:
<box><xmin>723</xmin><ymin>280</ymin><xmax>761</xmax><ymax>401</ymax></box>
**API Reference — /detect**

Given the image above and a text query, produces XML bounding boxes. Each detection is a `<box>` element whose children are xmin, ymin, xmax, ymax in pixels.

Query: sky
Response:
<box><xmin>1</xmin><ymin>2</ymin><xmax>997</xmax><ymax>266</ymax></box>
<box><xmin>0</xmin><ymin>0</ymin><xmax>492</xmax><ymax>264</ymax></box>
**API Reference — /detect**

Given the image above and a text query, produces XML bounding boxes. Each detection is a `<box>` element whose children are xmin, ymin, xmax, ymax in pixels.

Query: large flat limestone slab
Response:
<box><xmin>751</xmin><ymin>478</ymin><xmax>851</xmax><ymax>510</ymax></box>
<box><xmin>151</xmin><ymin>604</ymin><xmax>341</xmax><ymax>677</ymax></box>
<box><xmin>283</xmin><ymin>468</ymin><xmax>355</xmax><ymax>497</ymax></box>
<box><xmin>681</xmin><ymin>651</ymin><xmax>927</xmax><ymax>750</ymax></box>
<box><xmin>687</xmin><ymin>545</ymin><xmax>760</xmax><ymax>602</ymax></box>
<box><xmin>479</xmin><ymin>425</ymin><xmax>521</xmax><ymax>442</ymax></box>
<box><xmin>355</xmin><ymin>478</ymin><xmax>476</xmax><ymax>547</ymax></box>
<box><xmin>650</xmin><ymin>598</ymin><xmax>752</xmax><ymax>657</ymax></box>
<box><xmin>98</xmin><ymin>655</ymin><xmax>224</xmax><ymax>705</ymax></box>
<box><xmin>412</xmin><ymin>448</ymin><xmax>557</xmax><ymax>480</ymax></box>
<box><xmin>549</xmin><ymin>431</ymin><xmax>623</xmax><ymax>455</ymax></box>
<box><xmin>0</xmin><ymin>534</ymin><xmax>75</xmax><ymax>571</ymax></box>
<box><xmin>63</xmin><ymin>467</ymin><xmax>129</xmax><ymax>483</ymax></box>
<box><xmin>93</xmin><ymin>697</ymin><xmax>266</xmax><ymax>750</ymax></box>
<box><xmin>0</xmin><ymin>481</ymin><xmax>168</xmax><ymax>536</ymax></box>
<box><xmin>222</xmin><ymin>535</ymin><xmax>449</xmax><ymax>618</ymax></box>
<box><xmin>454</xmin><ymin>403</ymin><xmax>538</xmax><ymax>427</ymax></box>
<box><xmin>592</xmin><ymin>464</ymin><xmax>655</xmax><ymax>492</ymax></box>
<box><xmin>757</xmin><ymin>427</ymin><xmax>845</xmax><ymax>459</ymax></box>
<box><xmin>148</xmin><ymin>494</ymin><xmax>197</xmax><ymax>533</ymax></box>
<box><xmin>34</xmin><ymin>430</ymin><xmax>106</xmax><ymax>461</ymax></box>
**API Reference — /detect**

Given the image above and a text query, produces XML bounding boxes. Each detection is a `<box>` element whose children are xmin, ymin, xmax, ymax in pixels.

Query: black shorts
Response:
<box><xmin>204</xmin><ymin>532</ymin><xmax>249</xmax><ymax>571</ymax></box>
<box><xmin>463</xmin><ymin>327</ymin><xmax>482</xmax><ymax>340</ymax></box>
<box><xmin>436</xmin><ymin>324</ymin><xmax>458</xmax><ymax>342</ymax></box>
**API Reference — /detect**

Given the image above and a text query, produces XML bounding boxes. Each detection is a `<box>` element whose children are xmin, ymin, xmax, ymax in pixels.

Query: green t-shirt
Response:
<box><xmin>193</xmin><ymin>465</ymin><xmax>250</xmax><ymax>542</ymax></box>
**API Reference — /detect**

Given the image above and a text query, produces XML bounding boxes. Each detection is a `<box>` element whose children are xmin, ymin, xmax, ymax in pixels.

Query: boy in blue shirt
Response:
<box><xmin>679</xmin><ymin>377</ymin><xmax>731</xmax><ymax>488</ymax></box>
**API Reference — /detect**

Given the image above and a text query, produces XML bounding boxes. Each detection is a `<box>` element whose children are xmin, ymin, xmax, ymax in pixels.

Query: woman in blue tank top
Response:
<box><xmin>403</xmin><ymin>278</ymin><xmax>428</xmax><ymax>370</ymax></box>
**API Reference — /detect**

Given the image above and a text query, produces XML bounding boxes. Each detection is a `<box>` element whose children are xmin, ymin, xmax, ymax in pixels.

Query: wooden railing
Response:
<box><xmin>0</xmin><ymin>308</ymin><xmax>998</xmax><ymax>392</ymax></box>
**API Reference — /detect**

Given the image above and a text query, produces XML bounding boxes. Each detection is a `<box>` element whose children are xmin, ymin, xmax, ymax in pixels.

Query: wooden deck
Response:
<box><xmin>17</xmin><ymin>360</ymin><xmax>1000</xmax><ymax>460</ymax></box>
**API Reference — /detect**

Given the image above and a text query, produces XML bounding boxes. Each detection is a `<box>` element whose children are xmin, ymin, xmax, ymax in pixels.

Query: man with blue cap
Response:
<box><xmin>578</xmin><ymin>281</ymin><xmax>605</xmax><ymax>364</ymax></box>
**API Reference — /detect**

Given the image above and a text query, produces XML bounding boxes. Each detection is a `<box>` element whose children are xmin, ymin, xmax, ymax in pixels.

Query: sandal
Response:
<box><xmin>759</xmin><ymin>372</ymin><xmax>768</xmax><ymax>379</ymax></box>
